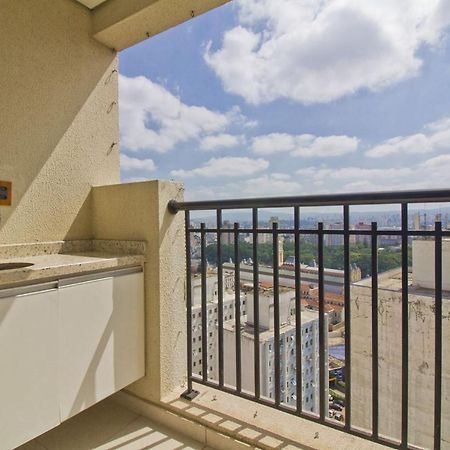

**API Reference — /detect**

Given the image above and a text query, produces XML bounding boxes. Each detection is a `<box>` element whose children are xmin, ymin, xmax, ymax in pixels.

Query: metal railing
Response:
<box><xmin>169</xmin><ymin>189</ymin><xmax>450</xmax><ymax>449</ymax></box>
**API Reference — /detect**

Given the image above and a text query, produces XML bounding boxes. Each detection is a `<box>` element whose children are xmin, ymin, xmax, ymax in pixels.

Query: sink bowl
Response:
<box><xmin>0</xmin><ymin>262</ymin><xmax>34</xmax><ymax>271</ymax></box>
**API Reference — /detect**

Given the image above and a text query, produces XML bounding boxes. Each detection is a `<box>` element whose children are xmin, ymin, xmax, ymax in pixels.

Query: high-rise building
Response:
<box><xmin>353</xmin><ymin>222</ymin><xmax>372</xmax><ymax>245</ymax></box>
<box><xmin>324</xmin><ymin>222</ymin><xmax>344</xmax><ymax>246</ymax></box>
<box><xmin>350</xmin><ymin>239</ymin><xmax>450</xmax><ymax>448</ymax></box>
<box><xmin>222</xmin><ymin>220</ymin><xmax>234</xmax><ymax>245</ymax></box>
<box><xmin>191</xmin><ymin>271</ymin><xmax>246</xmax><ymax>379</ymax></box>
<box><xmin>223</xmin><ymin>286</ymin><xmax>327</xmax><ymax>413</ymax></box>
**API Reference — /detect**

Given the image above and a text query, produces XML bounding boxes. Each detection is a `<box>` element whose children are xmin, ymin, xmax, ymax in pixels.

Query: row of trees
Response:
<box><xmin>203</xmin><ymin>239</ymin><xmax>408</xmax><ymax>277</ymax></box>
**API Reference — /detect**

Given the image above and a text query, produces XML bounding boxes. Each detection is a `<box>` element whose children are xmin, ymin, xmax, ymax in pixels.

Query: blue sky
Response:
<box><xmin>118</xmin><ymin>0</ymin><xmax>450</xmax><ymax>200</ymax></box>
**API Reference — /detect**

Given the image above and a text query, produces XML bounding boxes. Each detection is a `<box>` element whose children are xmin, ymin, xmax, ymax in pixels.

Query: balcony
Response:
<box><xmin>1</xmin><ymin>1</ymin><xmax>449</xmax><ymax>449</ymax></box>
<box><xmin>168</xmin><ymin>189</ymin><xmax>450</xmax><ymax>450</ymax></box>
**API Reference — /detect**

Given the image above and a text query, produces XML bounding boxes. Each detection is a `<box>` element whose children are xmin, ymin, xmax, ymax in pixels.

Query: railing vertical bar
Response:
<box><xmin>294</xmin><ymin>206</ymin><xmax>303</xmax><ymax>414</ymax></box>
<box><xmin>371</xmin><ymin>222</ymin><xmax>379</xmax><ymax>439</ymax></box>
<box><xmin>273</xmin><ymin>222</ymin><xmax>281</xmax><ymax>407</ymax></box>
<box><xmin>253</xmin><ymin>208</ymin><xmax>261</xmax><ymax>399</ymax></box>
<box><xmin>185</xmin><ymin>211</ymin><xmax>193</xmax><ymax>393</ymax></box>
<box><xmin>401</xmin><ymin>203</ymin><xmax>409</xmax><ymax>448</ymax></box>
<box><xmin>318</xmin><ymin>222</ymin><xmax>325</xmax><ymax>421</ymax></box>
<box><xmin>343</xmin><ymin>205</ymin><xmax>351</xmax><ymax>430</ymax></box>
<box><xmin>200</xmin><ymin>223</ymin><xmax>208</xmax><ymax>383</ymax></box>
<box><xmin>217</xmin><ymin>209</ymin><xmax>224</xmax><ymax>388</ymax></box>
<box><xmin>434</xmin><ymin>221</ymin><xmax>442</xmax><ymax>450</ymax></box>
<box><xmin>234</xmin><ymin>222</ymin><xmax>242</xmax><ymax>392</ymax></box>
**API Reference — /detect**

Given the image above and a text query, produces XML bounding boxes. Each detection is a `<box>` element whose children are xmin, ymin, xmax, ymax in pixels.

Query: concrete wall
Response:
<box><xmin>92</xmin><ymin>181</ymin><xmax>186</xmax><ymax>402</ymax></box>
<box><xmin>413</xmin><ymin>239</ymin><xmax>450</xmax><ymax>290</ymax></box>
<box><xmin>350</xmin><ymin>280</ymin><xmax>450</xmax><ymax>448</ymax></box>
<box><xmin>0</xmin><ymin>0</ymin><xmax>119</xmax><ymax>244</ymax></box>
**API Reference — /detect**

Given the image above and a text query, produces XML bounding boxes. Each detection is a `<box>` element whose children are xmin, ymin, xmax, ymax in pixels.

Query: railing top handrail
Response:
<box><xmin>168</xmin><ymin>188</ymin><xmax>450</xmax><ymax>212</ymax></box>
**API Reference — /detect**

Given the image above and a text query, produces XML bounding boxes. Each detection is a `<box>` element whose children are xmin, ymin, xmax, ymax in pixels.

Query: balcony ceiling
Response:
<box><xmin>75</xmin><ymin>0</ymin><xmax>108</xmax><ymax>9</ymax></box>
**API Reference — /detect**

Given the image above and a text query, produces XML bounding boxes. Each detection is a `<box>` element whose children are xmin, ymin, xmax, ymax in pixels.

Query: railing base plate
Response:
<box><xmin>181</xmin><ymin>389</ymin><xmax>200</xmax><ymax>401</ymax></box>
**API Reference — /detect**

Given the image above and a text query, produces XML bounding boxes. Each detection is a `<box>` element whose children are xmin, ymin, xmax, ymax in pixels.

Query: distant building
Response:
<box><xmin>353</xmin><ymin>222</ymin><xmax>372</xmax><ymax>246</ymax></box>
<box><xmin>222</xmin><ymin>220</ymin><xmax>234</xmax><ymax>245</ymax></box>
<box><xmin>223</xmin><ymin>286</ymin><xmax>327</xmax><ymax>413</ymax></box>
<box><xmin>191</xmin><ymin>271</ymin><xmax>246</xmax><ymax>379</ymax></box>
<box><xmin>324</xmin><ymin>222</ymin><xmax>344</xmax><ymax>247</ymax></box>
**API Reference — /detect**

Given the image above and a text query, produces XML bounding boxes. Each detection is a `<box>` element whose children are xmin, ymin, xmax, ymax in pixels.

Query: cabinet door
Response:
<box><xmin>58</xmin><ymin>272</ymin><xmax>144</xmax><ymax>420</ymax></box>
<box><xmin>0</xmin><ymin>288</ymin><xmax>59</xmax><ymax>450</ymax></box>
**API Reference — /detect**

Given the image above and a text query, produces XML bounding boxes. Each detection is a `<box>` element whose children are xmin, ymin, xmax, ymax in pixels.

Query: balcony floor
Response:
<box><xmin>17</xmin><ymin>397</ymin><xmax>205</xmax><ymax>450</ymax></box>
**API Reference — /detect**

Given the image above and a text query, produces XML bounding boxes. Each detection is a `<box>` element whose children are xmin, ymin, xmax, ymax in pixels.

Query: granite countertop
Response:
<box><xmin>0</xmin><ymin>240</ymin><xmax>146</xmax><ymax>288</ymax></box>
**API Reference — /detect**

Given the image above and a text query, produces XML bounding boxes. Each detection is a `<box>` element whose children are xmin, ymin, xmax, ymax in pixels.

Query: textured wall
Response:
<box><xmin>0</xmin><ymin>0</ymin><xmax>119</xmax><ymax>244</ymax></box>
<box><xmin>350</xmin><ymin>279</ymin><xmax>450</xmax><ymax>448</ymax></box>
<box><xmin>92</xmin><ymin>181</ymin><xmax>187</xmax><ymax>402</ymax></box>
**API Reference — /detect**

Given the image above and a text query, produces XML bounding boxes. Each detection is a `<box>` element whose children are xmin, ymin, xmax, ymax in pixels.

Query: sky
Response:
<box><xmin>118</xmin><ymin>0</ymin><xmax>450</xmax><ymax>202</ymax></box>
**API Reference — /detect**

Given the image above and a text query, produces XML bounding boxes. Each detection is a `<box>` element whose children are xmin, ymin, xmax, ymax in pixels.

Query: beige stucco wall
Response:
<box><xmin>92</xmin><ymin>0</ymin><xmax>231</xmax><ymax>51</ymax></box>
<box><xmin>413</xmin><ymin>239</ymin><xmax>450</xmax><ymax>290</ymax></box>
<box><xmin>92</xmin><ymin>181</ymin><xmax>187</xmax><ymax>402</ymax></box>
<box><xmin>0</xmin><ymin>0</ymin><xmax>119</xmax><ymax>244</ymax></box>
<box><xmin>350</xmin><ymin>279</ymin><xmax>450</xmax><ymax>448</ymax></box>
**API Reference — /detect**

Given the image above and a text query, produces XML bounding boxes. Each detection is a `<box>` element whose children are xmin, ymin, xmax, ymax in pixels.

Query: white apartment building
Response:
<box><xmin>223</xmin><ymin>288</ymin><xmax>328</xmax><ymax>413</ymax></box>
<box><xmin>191</xmin><ymin>271</ymin><xmax>247</xmax><ymax>379</ymax></box>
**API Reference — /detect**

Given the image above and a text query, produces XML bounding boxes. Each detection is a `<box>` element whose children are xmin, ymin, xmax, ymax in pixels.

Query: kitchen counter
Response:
<box><xmin>0</xmin><ymin>240</ymin><xmax>146</xmax><ymax>288</ymax></box>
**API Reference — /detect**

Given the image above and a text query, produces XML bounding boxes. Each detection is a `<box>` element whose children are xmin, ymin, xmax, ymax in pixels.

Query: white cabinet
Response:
<box><xmin>59</xmin><ymin>271</ymin><xmax>145</xmax><ymax>420</ymax></box>
<box><xmin>0</xmin><ymin>268</ymin><xmax>144</xmax><ymax>449</ymax></box>
<box><xmin>0</xmin><ymin>286</ymin><xmax>59</xmax><ymax>450</ymax></box>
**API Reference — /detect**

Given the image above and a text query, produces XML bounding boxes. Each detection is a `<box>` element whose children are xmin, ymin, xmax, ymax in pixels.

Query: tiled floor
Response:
<box><xmin>17</xmin><ymin>398</ymin><xmax>205</xmax><ymax>450</ymax></box>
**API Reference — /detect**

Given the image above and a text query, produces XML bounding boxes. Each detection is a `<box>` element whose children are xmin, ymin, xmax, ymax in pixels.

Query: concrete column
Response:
<box><xmin>92</xmin><ymin>180</ymin><xmax>186</xmax><ymax>402</ymax></box>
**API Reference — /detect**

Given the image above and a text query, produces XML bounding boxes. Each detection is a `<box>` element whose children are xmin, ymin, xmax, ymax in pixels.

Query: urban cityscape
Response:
<box><xmin>187</xmin><ymin>208</ymin><xmax>450</xmax><ymax>448</ymax></box>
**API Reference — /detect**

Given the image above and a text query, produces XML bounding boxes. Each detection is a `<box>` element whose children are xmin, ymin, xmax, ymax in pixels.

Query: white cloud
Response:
<box><xmin>205</xmin><ymin>0</ymin><xmax>450</xmax><ymax>104</ymax></box>
<box><xmin>119</xmin><ymin>75</ymin><xmax>250</xmax><ymax>153</ymax></box>
<box><xmin>366</xmin><ymin>116</ymin><xmax>450</xmax><ymax>157</ymax></box>
<box><xmin>423</xmin><ymin>153</ymin><xmax>450</xmax><ymax>170</ymax></box>
<box><xmin>170</xmin><ymin>157</ymin><xmax>269</xmax><ymax>178</ymax></box>
<box><xmin>199</xmin><ymin>134</ymin><xmax>243</xmax><ymax>151</ymax></box>
<box><xmin>252</xmin><ymin>133</ymin><xmax>358</xmax><ymax>157</ymax></box>
<box><xmin>297</xmin><ymin>166</ymin><xmax>413</xmax><ymax>181</ymax></box>
<box><xmin>184</xmin><ymin>173</ymin><xmax>300</xmax><ymax>200</ymax></box>
<box><xmin>240</xmin><ymin>174</ymin><xmax>302</xmax><ymax>196</ymax></box>
<box><xmin>292</xmin><ymin>135</ymin><xmax>359</xmax><ymax>157</ymax></box>
<box><xmin>120</xmin><ymin>154</ymin><xmax>156</xmax><ymax>173</ymax></box>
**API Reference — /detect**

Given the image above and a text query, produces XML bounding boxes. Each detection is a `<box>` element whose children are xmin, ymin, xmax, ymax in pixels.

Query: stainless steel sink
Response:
<box><xmin>0</xmin><ymin>262</ymin><xmax>34</xmax><ymax>270</ymax></box>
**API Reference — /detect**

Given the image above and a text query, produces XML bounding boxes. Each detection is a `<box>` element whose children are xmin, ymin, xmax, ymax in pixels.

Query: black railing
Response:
<box><xmin>170</xmin><ymin>189</ymin><xmax>450</xmax><ymax>450</ymax></box>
